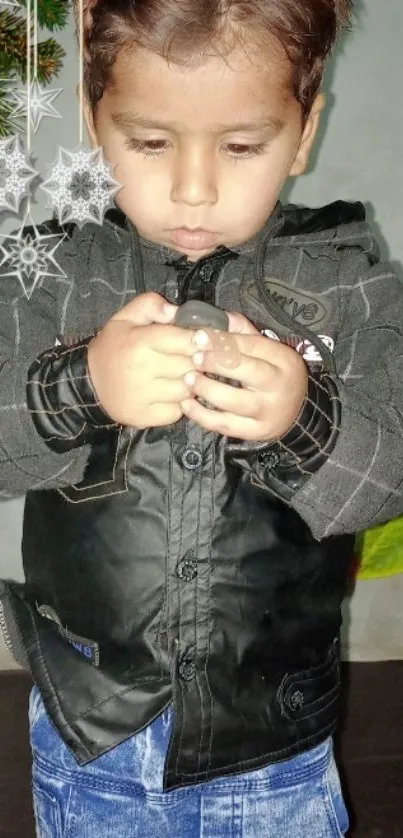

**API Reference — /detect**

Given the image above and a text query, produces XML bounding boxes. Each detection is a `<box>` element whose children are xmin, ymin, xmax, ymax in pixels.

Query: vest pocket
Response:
<box><xmin>57</xmin><ymin>427</ymin><xmax>130</xmax><ymax>503</ymax></box>
<box><xmin>279</xmin><ymin>641</ymin><xmax>340</xmax><ymax>721</ymax></box>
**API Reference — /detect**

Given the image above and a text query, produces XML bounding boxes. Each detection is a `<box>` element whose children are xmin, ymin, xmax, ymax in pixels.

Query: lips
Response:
<box><xmin>170</xmin><ymin>227</ymin><xmax>218</xmax><ymax>250</ymax></box>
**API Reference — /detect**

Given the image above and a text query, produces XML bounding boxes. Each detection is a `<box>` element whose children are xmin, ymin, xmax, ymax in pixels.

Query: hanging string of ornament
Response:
<box><xmin>0</xmin><ymin>0</ymin><xmax>66</xmax><ymax>298</ymax></box>
<box><xmin>0</xmin><ymin>0</ymin><xmax>63</xmax><ymax>217</ymax></box>
<box><xmin>7</xmin><ymin>0</ymin><xmax>64</xmax><ymax>134</ymax></box>
<box><xmin>40</xmin><ymin>0</ymin><xmax>122</xmax><ymax>228</ymax></box>
<box><xmin>0</xmin><ymin>0</ymin><xmax>122</xmax><ymax>298</ymax></box>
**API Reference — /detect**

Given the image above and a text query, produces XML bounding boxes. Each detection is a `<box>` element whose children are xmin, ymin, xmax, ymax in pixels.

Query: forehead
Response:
<box><xmin>103</xmin><ymin>44</ymin><xmax>296</xmax><ymax>129</ymax></box>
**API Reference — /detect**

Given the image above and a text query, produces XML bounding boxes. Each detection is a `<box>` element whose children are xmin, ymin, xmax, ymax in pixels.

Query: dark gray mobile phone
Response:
<box><xmin>174</xmin><ymin>302</ymin><xmax>240</xmax><ymax>409</ymax></box>
<box><xmin>173</xmin><ymin>300</ymin><xmax>229</xmax><ymax>331</ymax></box>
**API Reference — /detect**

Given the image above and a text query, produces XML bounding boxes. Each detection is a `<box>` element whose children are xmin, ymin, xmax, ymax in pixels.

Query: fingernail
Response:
<box><xmin>193</xmin><ymin>352</ymin><xmax>204</xmax><ymax>366</ymax></box>
<box><xmin>184</xmin><ymin>371</ymin><xmax>196</xmax><ymax>387</ymax></box>
<box><xmin>193</xmin><ymin>330</ymin><xmax>209</xmax><ymax>347</ymax></box>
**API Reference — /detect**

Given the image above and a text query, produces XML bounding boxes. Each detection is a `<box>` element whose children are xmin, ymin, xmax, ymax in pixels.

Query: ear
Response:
<box><xmin>77</xmin><ymin>83</ymin><xmax>98</xmax><ymax>148</ymax></box>
<box><xmin>289</xmin><ymin>93</ymin><xmax>325</xmax><ymax>176</ymax></box>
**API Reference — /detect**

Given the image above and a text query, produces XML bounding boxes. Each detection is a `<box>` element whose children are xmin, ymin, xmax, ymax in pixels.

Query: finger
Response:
<box><xmin>151</xmin><ymin>326</ymin><xmax>208</xmax><ymax>356</ymax></box>
<box><xmin>195</xmin><ymin>352</ymin><xmax>276</xmax><ymax>390</ymax></box>
<box><xmin>154</xmin><ymin>356</ymin><xmax>197</xmax><ymax>379</ymax></box>
<box><xmin>181</xmin><ymin>398</ymin><xmax>263</xmax><ymax>440</ymax></box>
<box><xmin>226</xmin><ymin>311</ymin><xmax>261</xmax><ymax>336</ymax></box>
<box><xmin>190</xmin><ymin>373</ymin><xmax>263</xmax><ymax>418</ymax></box>
<box><xmin>146</xmin><ymin>404</ymin><xmax>183</xmax><ymax>427</ymax></box>
<box><xmin>112</xmin><ymin>292</ymin><xmax>178</xmax><ymax>326</ymax></box>
<box><xmin>152</xmin><ymin>378</ymin><xmax>194</xmax><ymax>403</ymax></box>
<box><xmin>118</xmin><ymin>323</ymin><xmax>205</xmax><ymax>357</ymax></box>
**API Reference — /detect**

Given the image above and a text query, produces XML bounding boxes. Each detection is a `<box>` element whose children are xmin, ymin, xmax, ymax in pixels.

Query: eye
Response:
<box><xmin>225</xmin><ymin>143</ymin><xmax>268</xmax><ymax>158</ymax></box>
<box><xmin>125</xmin><ymin>138</ymin><xmax>168</xmax><ymax>156</ymax></box>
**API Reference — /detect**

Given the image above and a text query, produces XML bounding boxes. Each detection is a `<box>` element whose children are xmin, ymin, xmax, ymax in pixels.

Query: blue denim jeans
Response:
<box><xmin>29</xmin><ymin>686</ymin><xmax>349</xmax><ymax>838</ymax></box>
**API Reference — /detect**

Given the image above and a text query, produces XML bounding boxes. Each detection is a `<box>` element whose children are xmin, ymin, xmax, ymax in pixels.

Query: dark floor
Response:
<box><xmin>0</xmin><ymin>663</ymin><xmax>402</xmax><ymax>837</ymax></box>
<box><xmin>337</xmin><ymin>662</ymin><xmax>403</xmax><ymax>838</ymax></box>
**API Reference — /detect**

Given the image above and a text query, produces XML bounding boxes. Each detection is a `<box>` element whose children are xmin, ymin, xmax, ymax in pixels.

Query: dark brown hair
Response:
<box><xmin>75</xmin><ymin>0</ymin><xmax>353</xmax><ymax>118</ymax></box>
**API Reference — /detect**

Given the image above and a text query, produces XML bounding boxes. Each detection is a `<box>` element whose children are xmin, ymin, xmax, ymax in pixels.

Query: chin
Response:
<box><xmin>176</xmin><ymin>246</ymin><xmax>217</xmax><ymax>261</ymax></box>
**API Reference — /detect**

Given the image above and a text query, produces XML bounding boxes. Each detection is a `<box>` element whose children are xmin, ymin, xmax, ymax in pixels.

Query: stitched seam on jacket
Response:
<box><xmin>174</xmin><ymin>436</ymin><xmax>188</xmax><ymax>779</ymax></box>
<box><xmin>176</xmin><ymin>720</ymin><xmax>337</xmax><ymax>784</ymax></box>
<box><xmin>205</xmin><ymin>437</ymin><xmax>216</xmax><ymax>774</ymax></box>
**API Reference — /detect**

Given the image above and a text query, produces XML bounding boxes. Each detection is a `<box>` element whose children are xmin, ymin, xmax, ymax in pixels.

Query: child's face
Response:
<box><xmin>85</xmin><ymin>42</ymin><xmax>323</xmax><ymax>261</ymax></box>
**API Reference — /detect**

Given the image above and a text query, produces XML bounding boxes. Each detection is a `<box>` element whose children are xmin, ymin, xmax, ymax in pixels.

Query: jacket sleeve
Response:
<box><xmin>227</xmin><ymin>368</ymin><xmax>340</xmax><ymax>498</ymax></box>
<box><xmin>230</xmin><ymin>244</ymin><xmax>403</xmax><ymax>539</ymax></box>
<box><xmin>0</xmin><ymin>267</ymin><xmax>92</xmax><ymax>497</ymax></box>
<box><xmin>26</xmin><ymin>338</ymin><xmax>118</xmax><ymax>453</ymax></box>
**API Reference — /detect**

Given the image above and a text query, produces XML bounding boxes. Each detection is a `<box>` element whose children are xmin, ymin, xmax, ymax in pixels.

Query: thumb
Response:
<box><xmin>111</xmin><ymin>292</ymin><xmax>178</xmax><ymax>326</ymax></box>
<box><xmin>227</xmin><ymin>310</ymin><xmax>260</xmax><ymax>336</ymax></box>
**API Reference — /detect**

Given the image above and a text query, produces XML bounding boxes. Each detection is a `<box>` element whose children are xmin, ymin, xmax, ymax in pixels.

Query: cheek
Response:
<box><xmin>255</xmin><ymin>140</ymin><xmax>300</xmax><ymax>197</ymax></box>
<box><xmin>223</xmin><ymin>151</ymin><xmax>291</xmax><ymax>208</ymax></box>
<box><xmin>113</xmin><ymin>158</ymin><xmax>168</xmax><ymax>223</ymax></box>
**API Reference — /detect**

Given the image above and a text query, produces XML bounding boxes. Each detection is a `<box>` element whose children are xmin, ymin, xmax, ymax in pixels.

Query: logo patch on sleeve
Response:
<box><xmin>260</xmin><ymin>329</ymin><xmax>335</xmax><ymax>364</ymax></box>
<box><xmin>245</xmin><ymin>278</ymin><xmax>331</xmax><ymax>329</ymax></box>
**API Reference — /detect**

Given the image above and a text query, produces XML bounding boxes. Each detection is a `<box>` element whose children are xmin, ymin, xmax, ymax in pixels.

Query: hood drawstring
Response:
<box><xmin>129</xmin><ymin>223</ymin><xmax>147</xmax><ymax>295</ymax></box>
<box><xmin>128</xmin><ymin>218</ymin><xmax>335</xmax><ymax>374</ymax></box>
<box><xmin>253</xmin><ymin>224</ymin><xmax>336</xmax><ymax>374</ymax></box>
<box><xmin>128</xmin><ymin>224</ymin><xmax>238</xmax><ymax>305</ymax></box>
<box><xmin>164</xmin><ymin>247</ymin><xmax>239</xmax><ymax>306</ymax></box>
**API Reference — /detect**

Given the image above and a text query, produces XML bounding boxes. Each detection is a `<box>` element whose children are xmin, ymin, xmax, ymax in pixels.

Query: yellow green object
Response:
<box><xmin>356</xmin><ymin>517</ymin><xmax>403</xmax><ymax>580</ymax></box>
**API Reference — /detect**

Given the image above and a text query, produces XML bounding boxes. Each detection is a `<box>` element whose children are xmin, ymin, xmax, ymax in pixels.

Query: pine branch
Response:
<box><xmin>0</xmin><ymin>1</ymin><xmax>69</xmax><ymax>138</ymax></box>
<box><xmin>0</xmin><ymin>11</ymin><xmax>27</xmax><ymax>64</ymax></box>
<box><xmin>0</xmin><ymin>12</ymin><xmax>65</xmax><ymax>82</ymax></box>
<box><xmin>35</xmin><ymin>38</ymin><xmax>65</xmax><ymax>81</ymax></box>
<box><xmin>12</xmin><ymin>38</ymin><xmax>65</xmax><ymax>82</ymax></box>
<box><xmin>18</xmin><ymin>0</ymin><xmax>71</xmax><ymax>32</ymax></box>
<box><xmin>0</xmin><ymin>83</ymin><xmax>21</xmax><ymax>139</ymax></box>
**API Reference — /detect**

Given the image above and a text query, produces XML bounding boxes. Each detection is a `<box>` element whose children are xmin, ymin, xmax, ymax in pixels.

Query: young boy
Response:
<box><xmin>1</xmin><ymin>0</ymin><xmax>403</xmax><ymax>835</ymax></box>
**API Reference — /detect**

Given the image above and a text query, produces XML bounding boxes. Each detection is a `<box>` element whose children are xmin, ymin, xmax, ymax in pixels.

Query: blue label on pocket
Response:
<box><xmin>62</xmin><ymin>629</ymin><xmax>100</xmax><ymax>666</ymax></box>
<box><xmin>37</xmin><ymin>604</ymin><xmax>100</xmax><ymax>666</ymax></box>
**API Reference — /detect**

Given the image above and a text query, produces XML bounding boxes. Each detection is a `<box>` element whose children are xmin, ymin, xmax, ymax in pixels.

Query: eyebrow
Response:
<box><xmin>111</xmin><ymin>111</ymin><xmax>284</xmax><ymax>133</ymax></box>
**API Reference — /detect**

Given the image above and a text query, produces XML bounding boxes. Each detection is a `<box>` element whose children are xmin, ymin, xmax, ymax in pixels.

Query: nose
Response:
<box><xmin>170</xmin><ymin>146</ymin><xmax>218</xmax><ymax>206</ymax></box>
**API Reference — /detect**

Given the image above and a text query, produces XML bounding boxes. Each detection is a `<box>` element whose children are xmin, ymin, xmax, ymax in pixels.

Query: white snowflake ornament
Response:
<box><xmin>40</xmin><ymin>146</ymin><xmax>122</xmax><ymax>228</ymax></box>
<box><xmin>8</xmin><ymin>79</ymin><xmax>62</xmax><ymax>133</ymax></box>
<box><xmin>0</xmin><ymin>1</ymin><xmax>21</xmax><ymax>8</ymax></box>
<box><xmin>0</xmin><ymin>135</ymin><xmax>37</xmax><ymax>214</ymax></box>
<box><xmin>0</xmin><ymin>215</ymin><xmax>66</xmax><ymax>299</ymax></box>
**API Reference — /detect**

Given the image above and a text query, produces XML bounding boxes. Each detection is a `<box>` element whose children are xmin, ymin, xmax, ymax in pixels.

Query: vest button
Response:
<box><xmin>258</xmin><ymin>448</ymin><xmax>281</xmax><ymax>470</ymax></box>
<box><xmin>180</xmin><ymin>445</ymin><xmax>203</xmax><ymax>471</ymax></box>
<box><xmin>178</xmin><ymin>659</ymin><xmax>196</xmax><ymax>681</ymax></box>
<box><xmin>287</xmin><ymin>689</ymin><xmax>305</xmax><ymax>711</ymax></box>
<box><xmin>177</xmin><ymin>557</ymin><xmax>198</xmax><ymax>581</ymax></box>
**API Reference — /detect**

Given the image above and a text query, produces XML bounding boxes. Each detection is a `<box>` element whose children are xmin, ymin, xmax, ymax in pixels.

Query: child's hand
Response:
<box><xmin>180</xmin><ymin>312</ymin><xmax>308</xmax><ymax>441</ymax></box>
<box><xmin>88</xmin><ymin>293</ymin><xmax>197</xmax><ymax>428</ymax></box>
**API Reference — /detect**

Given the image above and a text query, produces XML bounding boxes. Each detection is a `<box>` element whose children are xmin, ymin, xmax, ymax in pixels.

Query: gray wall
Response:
<box><xmin>1</xmin><ymin>1</ymin><xmax>402</xmax><ymax>667</ymax></box>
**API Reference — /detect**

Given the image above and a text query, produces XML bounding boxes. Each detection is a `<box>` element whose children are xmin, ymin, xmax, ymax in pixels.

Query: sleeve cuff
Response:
<box><xmin>26</xmin><ymin>337</ymin><xmax>119</xmax><ymax>453</ymax></box>
<box><xmin>227</xmin><ymin>371</ymin><xmax>341</xmax><ymax>496</ymax></box>
<box><xmin>274</xmin><ymin>370</ymin><xmax>341</xmax><ymax>471</ymax></box>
